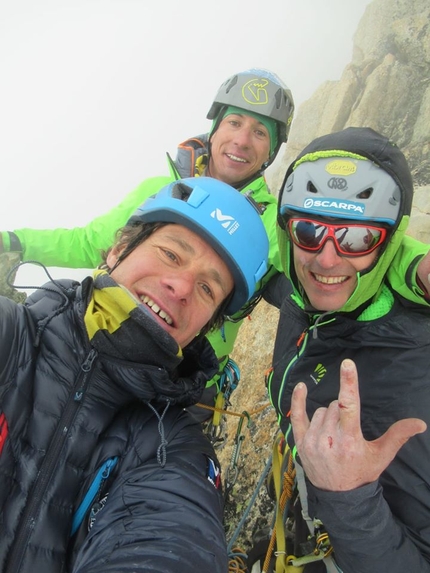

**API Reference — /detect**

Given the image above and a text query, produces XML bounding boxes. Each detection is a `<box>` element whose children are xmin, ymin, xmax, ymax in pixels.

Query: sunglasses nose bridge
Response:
<box><xmin>312</xmin><ymin>236</ymin><xmax>344</xmax><ymax>266</ymax></box>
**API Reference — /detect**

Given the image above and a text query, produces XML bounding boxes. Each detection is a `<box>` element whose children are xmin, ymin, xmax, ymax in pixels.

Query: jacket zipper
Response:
<box><xmin>276</xmin><ymin>328</ymin><xmax>309</xmax><ymax>416</ymax></box>
<box><xmin>5</xmin><ymin>348</ymin><xmax>98</xmax><ymax>573</ymax></box>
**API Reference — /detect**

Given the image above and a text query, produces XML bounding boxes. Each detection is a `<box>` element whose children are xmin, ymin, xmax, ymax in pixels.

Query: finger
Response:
<box><xmin>372</xmin><ymin>418</ymin><xmax>427</xmax><ymax>466</ymax></box>
<box><xmin>337</xmin><ymin>358</ymin><xmax>362</xmax><ymax>436</ymax></box>
<box><xmin>317</xmin><ymin>399</ymin><xmax>341</xmax><ymax>434</ymax></box>
<box><xmin>290</xmin><ymin>382</ymin><xmax>311</xmax><ymax>446</ymax></box>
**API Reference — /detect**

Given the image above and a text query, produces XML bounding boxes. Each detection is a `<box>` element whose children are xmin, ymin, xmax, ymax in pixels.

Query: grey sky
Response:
<box><xmin>0</xmin><ymin>0</ymin><xmax>372</xmax><ymax>287</ymax></box>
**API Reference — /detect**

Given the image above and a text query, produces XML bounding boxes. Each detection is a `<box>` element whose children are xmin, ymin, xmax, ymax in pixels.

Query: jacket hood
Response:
<box><xmin>276</xmin><ymin>127</ymin><xmax>414</xmax><ymax>313</ymax></box>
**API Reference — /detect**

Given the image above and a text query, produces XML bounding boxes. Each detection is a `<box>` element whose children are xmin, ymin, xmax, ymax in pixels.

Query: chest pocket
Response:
<box><xmin>71</xmin><ymin>456</ymin><xmax>119</xmax><ymax>538</ymax></box>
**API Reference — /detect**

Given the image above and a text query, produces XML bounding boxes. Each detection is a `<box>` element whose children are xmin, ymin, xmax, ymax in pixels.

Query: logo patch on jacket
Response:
<box><xmin>311</xmin><ymin>363</ymin><xmax>327</xmax><ymax>384</ymax></box>
<box><xmin>206</xmin><ymin>456</ymin><xmax>221</xmax><ymax>490</ymax></box>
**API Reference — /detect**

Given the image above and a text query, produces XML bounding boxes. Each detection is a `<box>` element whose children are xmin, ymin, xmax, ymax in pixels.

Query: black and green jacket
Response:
<box><xmin>266</xmin><ymin>275</ymin><xmax>430</xmax><ymax>571</ymax></box>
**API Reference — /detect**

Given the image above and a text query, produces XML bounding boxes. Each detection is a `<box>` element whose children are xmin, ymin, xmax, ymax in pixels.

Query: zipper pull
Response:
<box><xmin>74</xmin><ymin>349</ymin><xmax>98</xmax><ymax>401</ymax></box>
<box><xmin>296</xmin><ymin>328</ymin><xmax>308</xmax><ymax>356</ymax></box>
<box><xmin>81</xmin><ymin>348</ymin><xmax>97</xmax><ymax>372</ymax></box>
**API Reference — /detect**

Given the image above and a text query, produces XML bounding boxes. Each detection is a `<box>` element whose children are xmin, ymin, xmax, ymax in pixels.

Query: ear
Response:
<box><xmin>106</xmin><ymin>244</ymin><xmax>124</xmax><ymax>269</ymax></box>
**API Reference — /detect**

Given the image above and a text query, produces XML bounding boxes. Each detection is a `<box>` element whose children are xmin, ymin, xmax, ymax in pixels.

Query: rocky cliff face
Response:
<box><xmin>271</xmin><ymin>0</ymin><xmax>430</xmax><ymax>190</ymax></box>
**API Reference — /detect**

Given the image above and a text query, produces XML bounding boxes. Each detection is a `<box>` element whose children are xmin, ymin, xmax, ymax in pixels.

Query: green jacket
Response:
<box><xmin>2</xmin><ymin>139</ymin><xmax>280</xmax><ymax>365</ymax></box>
<box><xmin>2</xmin><ymin>138</ymin><xmax>428</xmax><ymax>362</ymax></box>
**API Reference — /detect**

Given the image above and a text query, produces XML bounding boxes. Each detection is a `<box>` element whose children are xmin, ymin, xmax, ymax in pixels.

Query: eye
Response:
<box><xmin>162</xmin><ymin>249</ymin><xmax>178</xmax><ymax>262</ymax></box>
<box><xmin>229</xmin><ymin>119</ymin><xmax>240</xmax><ymax>127</ymax></box>
<box><xmin>255</xmin><ymin>128</ymin><xmax>268</xmax><ymax>138</ymax></box>
<box><xmin>200</xmin><ymin>282</ymin><xmax>214</xmax><ymax>299</ymax></box>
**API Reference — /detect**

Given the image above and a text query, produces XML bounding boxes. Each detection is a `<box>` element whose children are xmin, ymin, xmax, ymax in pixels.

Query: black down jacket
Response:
<box><xmin>0</xmin><ymin>278</ymin><xmax>227</xmax><ymax>573</ymax></box>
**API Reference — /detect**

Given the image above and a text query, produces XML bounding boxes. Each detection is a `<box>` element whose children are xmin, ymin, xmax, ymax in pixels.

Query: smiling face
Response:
<box><xmin>107</xmin><ymin>224</ymin><xmax>234</xmax><ymax>348</ymax></box>
<box><xmin>292</xmin><ymin>239</ymin><xmax>378</xmax><ymax>311</ymax></box>
<box><xmin>208</xmin><ymin>113</ymin><xmax>271</xmax><ymax>185</ymax></box>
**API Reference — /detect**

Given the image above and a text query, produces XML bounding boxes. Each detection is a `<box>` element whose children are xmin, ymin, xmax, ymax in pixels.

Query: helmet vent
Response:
<box><xmin>171</xmin><ymin>182</ymin><xmax>193</xmax><ymax>201</ymax></box>
<box><xmin>274</xmin><ymin>88</ymin><xmax>282</xmax><ymax>110</ymax></box>
<box><xmin>307</xmin><ymin>181</ymin><xmax>318</xmax><ymax>194</ymax></box>
<box><xmin>225</xmin><ymin>75</ymin><xmax>238</xmax><ymax>94</ymax></box>
<box><xmin>357</xmin><ymin>187</ymin><xmax>373</xmax><ymax>199</ymax></box>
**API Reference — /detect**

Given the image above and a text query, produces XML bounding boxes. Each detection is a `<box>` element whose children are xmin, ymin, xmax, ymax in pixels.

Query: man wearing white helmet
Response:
<box><xmin>265</xmin><ymin>127</ymin><xmax>430</xmax><ymax>572</ymax></box>
<box><xmin>0</xmin><ymin>177</ymin><xmax>269</xmax><ymax>573</ymax></box>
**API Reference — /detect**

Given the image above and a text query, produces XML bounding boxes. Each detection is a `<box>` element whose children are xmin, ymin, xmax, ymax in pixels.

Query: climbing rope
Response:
<box><xmin>227</xmin><ymin>456</ymin><xmax>273</xmax><ymax>573</ymax></box>
<box><xmin>228</xmin><ymin>547</ymin><xmax>248</xmax><ymax>573</ymax></box>
<box><xmin>262</xmin><ymin>434</ymin><xmax>296</xmax><ymax>573</ymax></box>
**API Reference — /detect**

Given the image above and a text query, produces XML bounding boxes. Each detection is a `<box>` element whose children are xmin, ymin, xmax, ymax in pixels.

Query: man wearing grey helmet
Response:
<box><xmin>265</xmin><ymin>127</ymin><xmax>430</xmax><ymax>572</ymax></box>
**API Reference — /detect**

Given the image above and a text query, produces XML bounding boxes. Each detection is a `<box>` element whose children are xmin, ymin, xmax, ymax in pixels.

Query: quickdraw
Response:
<box><xmin>225</xmin><ymin>411</ymin><xmax>251</xmax><ymax>494</ymax></box>
<box><xmin>204</xmin><ymin>358</ymin><xmax>241</xmax><ymax>448</ymax></box>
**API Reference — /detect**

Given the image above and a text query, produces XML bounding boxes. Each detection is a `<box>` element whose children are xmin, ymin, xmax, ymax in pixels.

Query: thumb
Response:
<box><xmin>372</xmin><ymin>418</ymin><xmax>427</xmax><ymax>465</ymax></box>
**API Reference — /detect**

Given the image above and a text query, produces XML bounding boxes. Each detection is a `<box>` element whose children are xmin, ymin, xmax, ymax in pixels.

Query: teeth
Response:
<box><xmin>141</xmin><ymin>295</ymin><xmax>173</xmax><ymax>325</ymax></box>
<box><xmin>227</xmin><ymin>153</ymin><xmax>247</xmax><ymax>163</ymax></box>
<box><xmin>314</xmin><ymin>274</ymin><xmax>347</xmax><ymax>285</ymax></box>
<box><xmin>158</xmin><ymin>309</ymin><xmax>173</xmax><ymax>325</ymax></box>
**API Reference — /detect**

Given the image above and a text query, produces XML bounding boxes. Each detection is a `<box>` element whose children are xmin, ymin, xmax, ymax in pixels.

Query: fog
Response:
<box><xmin>0</xmin><ymin>0</ymin><xmax>372</xmax><ymax>287</ymax></box>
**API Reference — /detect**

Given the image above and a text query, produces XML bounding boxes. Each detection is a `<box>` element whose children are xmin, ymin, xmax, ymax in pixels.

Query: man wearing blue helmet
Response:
<box><xmin>0</xmin><ymin>68</ymin><xmax>293</xmax><ymax>424</ymax></box>
<box><xmin>265</xmin><ymin>127</ymin><xmax>430</xmax><ymax>572</ymax></box>
<box><xmin>0</xmin><ymin>177</ymin><xmax>268</xmax><ymax>573</ymax></box>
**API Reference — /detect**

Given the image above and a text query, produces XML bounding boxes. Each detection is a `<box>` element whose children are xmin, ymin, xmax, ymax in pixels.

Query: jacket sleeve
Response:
<box><xmin>387</xmin><ymin>235</ymin><xmax>430</xmax><ymax>305</ymax></box>
<box><xmin>10</xmin><ymin>176</ymin><xmax>172</xmax><ymax>269</ymax></box>
<box><xmin>72</xmin><ymin>413</ymin><xmax>228</xmax><ymax>573</ymax></box>
<box><xmin>308</xmin><ymin>480</ymin><xmax>430</xmax><ymax>572</ymax></box>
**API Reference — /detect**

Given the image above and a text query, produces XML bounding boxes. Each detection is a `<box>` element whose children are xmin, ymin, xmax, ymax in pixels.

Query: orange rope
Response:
<box><xmin>262</xmin><ymin>451</ymin><xmax>296</xmax><ymax>573</ymax></box>
<box><xmin>228</xmin><ymin>547</ymin><xmax>248</xmax><ymax>572</ymax></box>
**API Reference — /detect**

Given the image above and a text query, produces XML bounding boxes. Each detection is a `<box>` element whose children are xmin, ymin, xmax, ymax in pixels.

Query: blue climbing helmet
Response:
<box><xmin>207</xmin><ymin>68</ymin><xmax>295</xmax><ymax>166</ymax></box>
<box><xmin>128</xmin><ymin>177</ymin><xmax>269</xmax><ymax>315</ymax></box>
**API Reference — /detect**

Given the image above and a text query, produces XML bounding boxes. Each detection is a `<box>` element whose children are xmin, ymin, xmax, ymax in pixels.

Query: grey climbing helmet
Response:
<box><xmin>207</xmin><ymin>68</ymin><xmax>295</xmax><ymax>163</ymax></box>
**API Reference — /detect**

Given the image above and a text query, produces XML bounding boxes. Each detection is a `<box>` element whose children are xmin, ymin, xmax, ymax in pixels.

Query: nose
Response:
<box><xmin>161</xmin><ymin>272</ymin><xmax>194</xmax><ymax>304</ymax></box>
<box><xmin>315</xmin><ymin>239</ymin><xmax>343</xmax><ymax>268</ymax></box>
<box><xmin>232</xmin><ymin>126</ymin><xmax>252</xmax><ymax>148</ymax></box>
